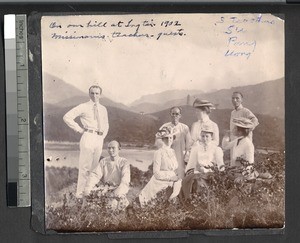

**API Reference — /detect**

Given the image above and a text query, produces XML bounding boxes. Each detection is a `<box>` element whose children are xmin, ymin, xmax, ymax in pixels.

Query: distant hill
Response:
<box><xmin>43</xmin><ymin>73</ymin><xmax>132</xmax><ymax>111</ymax></box>
<box><xmin>44</xmin><ymin>103</ymin><xmax>160</xmax><ymax>146</ymax></box>
<box><xmin>43</xmin><ymin>73</ymin><xmax>86</xmax><ymax>104</ymax></box>
<box><xmin>162</xmin><ymin>78</ymin><xmax>284</xmax><ymax>118</ymax></box>
<box><xmin>44</xmin><ymin>103</ymin><xmax>284</xmax><ymax>150</ymax></box>
<box><xmin>130</xmin><ymin>89</ymin><xmax>203</xmax><ymax>107</ymax></box>
<box><xmin>130</xmin><ymin>102</ymin><xmax>163</xmax><ymax>114</ymax></box>
<box><xmin>53</xmin><ymin>96</ymin><xmax>131</xmax><ymax>111</ymax></box>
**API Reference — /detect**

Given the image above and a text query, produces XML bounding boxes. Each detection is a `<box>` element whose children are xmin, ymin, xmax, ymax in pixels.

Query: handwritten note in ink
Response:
<box><xmin>47</xmin><ymin>17</ymin><xmax>187</xmax><ymax>42</ymax></box>
<box><xmin>214</xmin><ymin>15</ymin><xmax>275</xmax><ymax>60</ymax></box>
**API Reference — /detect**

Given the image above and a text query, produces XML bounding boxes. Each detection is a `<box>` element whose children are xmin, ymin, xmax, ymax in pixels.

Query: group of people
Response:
<box><xmin>63</xmin><ymin>85</ymin><xmax>265</xmax><ymax>210</ymax></box>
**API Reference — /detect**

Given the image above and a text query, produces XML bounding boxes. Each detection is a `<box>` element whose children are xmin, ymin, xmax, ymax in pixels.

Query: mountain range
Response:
<box><xmin>44</xmin><ymin>104</ymin><xmax>284</xmax><ymax>150</ymax></box>
<box><xmin>130</xmin><ymin>78</ymin><xmax>285</xmax><ymax>118</ymax></box>
<box><xmin>43</xmin><ymin>74</ymin><xmax>284</xmax><ymax>119</ymax></box>
<box><xmin>43</xmin><ymin>76</ymin><xmax>285</xmax><ymax>149</ymax></box>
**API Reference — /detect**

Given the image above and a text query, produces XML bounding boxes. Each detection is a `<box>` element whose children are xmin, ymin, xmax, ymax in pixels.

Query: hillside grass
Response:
<box><xmin>45</xmin><ymin>151</ymin><xmax>284</xmax><ymax>232</ymax></box>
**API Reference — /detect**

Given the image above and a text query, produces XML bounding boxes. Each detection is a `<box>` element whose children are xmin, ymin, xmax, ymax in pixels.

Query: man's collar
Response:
<box><xmin>89</xmin><ymin>99</ymin><xmax>101</xmax><ymax>106</ymax></box>
<box><xmin>235</xmin><ymin>104</ymin><xmax>244</xmax><ymax>111</ymax></box>
<box><xmin>171</xmin><ymin>121</ymin><xmax>180</xmax><ymax>126</ymax></box>
<box><xmin>109</xmin><ymin>156</ymin><xmax>120</xmax><ymax>162</ymax></box>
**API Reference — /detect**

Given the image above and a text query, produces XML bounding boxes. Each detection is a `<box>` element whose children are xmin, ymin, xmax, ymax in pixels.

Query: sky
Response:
<box><xmin>41</xmin><ymin>13</ymin><xmax>284</xmax><ymax>105</ymax></box>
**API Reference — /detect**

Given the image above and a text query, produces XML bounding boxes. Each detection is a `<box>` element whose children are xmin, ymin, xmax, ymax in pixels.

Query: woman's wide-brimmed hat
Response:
<box><xmin>232</xmin><ymin>117</ymin><xmax>254</xmax><ymax>129</ymax></box>
<box><xmin>201</xmin><ymin>124</ymin><xmax>214</xmax><ymax>134</ymax></box>
<box><xmin>155</xmin><ymin>126</ymin><xmax>176</xmax><ymax>139</ymax></box>
<box><xmin>193</xmin><ymin>99</ymin><xmax>215</xmax><ymax>109</ymax></box>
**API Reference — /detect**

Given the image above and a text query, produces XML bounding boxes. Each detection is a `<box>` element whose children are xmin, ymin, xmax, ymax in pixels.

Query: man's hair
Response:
<box><xmin>170</xmin><ymin>106</ymin><xmax>182</xmax><ymax>114</ymax></box>
<box><xmin>89</xmin><ymin>85</ymin><xmax>102</xmax><ymax>94</ymax></box>
<box><xmin>108</xmin><ymin>140</ymin><xmax>122</xmax><ymax>150</ymax></box>
<box><xmin>232</xmin><ymin>91</ymin><xmax>243</xmax><ymax>98</ymax></box>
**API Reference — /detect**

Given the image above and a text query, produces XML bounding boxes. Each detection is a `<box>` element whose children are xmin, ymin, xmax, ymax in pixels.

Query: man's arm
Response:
<box><xmin>114</xmin><ymin>159</ymin><xmax>130</xmax><ymax>197</ymax></box>
<box><xmin>101</xmin><ymin>106</ymin><xmax>109</xmax><ymax>138</ymax></box>
<box><xmin>63</xmin><ymin>104</ymin><xmax>85</xmax><ymax>134</ymax></box>
<box><xmin>245</xmin><ymin>108</ymin><xmax>259</xmax><ymax>129</ymax></box>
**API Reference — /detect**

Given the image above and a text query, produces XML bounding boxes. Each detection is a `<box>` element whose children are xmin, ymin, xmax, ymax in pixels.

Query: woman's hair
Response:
<box><xmin>162</xmin><ymin>135</ymin><xmax>176</xmax><ymax>143</ymax></box>
<box><xmin>236</xmin><ymin>126</ymin><xmax>251</xmax><ymax>137</ymax></box>
<box><xmin>201</xmin><ymin>130</ymin><xmax>213</xmax><ymax>137</ymax></box>
<box><xmin>198</xmin><ymin>106</ymin><xmax>211</xmax><ymax>114</ymax></box>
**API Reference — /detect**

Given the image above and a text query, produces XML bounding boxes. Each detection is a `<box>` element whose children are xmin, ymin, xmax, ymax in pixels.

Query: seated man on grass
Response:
<box><xmin>84</xmin><ymin>140</ymin><xmax>130</xmax><ymax>210</ymax></box>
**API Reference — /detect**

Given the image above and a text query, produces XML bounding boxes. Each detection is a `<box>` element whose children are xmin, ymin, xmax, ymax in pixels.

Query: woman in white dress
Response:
<box><xmin>180</xmin><ymin>124</ymin><xmax>225</xmax><ymax>203</ymax></box>
<box><xmin>139</xmin><ymin>127</ymin><xmax>181</xmax><ymax>206</ymax></box>
<box><xmin>222</xmin><ymin>117</ymin><xmax>271</xmax><ymax>181</ymax></box>
<box><xmin>190</xmin><ymin>99</ymin><xmax>219</xmax><ymax>146</ymax></box>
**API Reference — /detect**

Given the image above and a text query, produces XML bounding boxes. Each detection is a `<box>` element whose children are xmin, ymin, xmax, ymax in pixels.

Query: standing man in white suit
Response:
<box><xmin>63</xmin><ymin>85</ymin><xmax>109</xmax><ymax>198</ymax></box>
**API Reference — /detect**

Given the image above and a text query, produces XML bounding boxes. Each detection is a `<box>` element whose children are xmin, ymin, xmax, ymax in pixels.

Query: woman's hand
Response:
<box><xmin>169</xmin><ymin>175</ymin><xmax>179</xmax><ymax>182</ymax></box>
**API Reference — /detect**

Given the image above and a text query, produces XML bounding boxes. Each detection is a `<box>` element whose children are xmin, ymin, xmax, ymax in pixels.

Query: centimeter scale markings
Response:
<box><xmin>5</xmin><ymin>14</ymin><xmax>31</xmax><ymax>207</ymax></box>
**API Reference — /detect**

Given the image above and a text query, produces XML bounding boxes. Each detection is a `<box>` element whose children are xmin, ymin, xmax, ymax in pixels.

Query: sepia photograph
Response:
<box><xmin>41</xmin><ymin>13</ymin><xmax>284</xmax><ymax>232</ymax></box>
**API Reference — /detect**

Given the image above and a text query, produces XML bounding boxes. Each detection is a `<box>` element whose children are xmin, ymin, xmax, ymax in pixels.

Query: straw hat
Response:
<box><xmin>155</xmin><ymin>126</ymin><xmax>176</xmax><ymax>139</ymax></box>
<box><xmin>201</xmin><ymin>124</ymin><xmax>214</xmax><ymax>134</ymax></box>
<box><xmin>232</xmin><ymin>117</ymin><xmax>254</xmax><ymax>129</ymax></box>
<box><xmin>193</xmin><ymin>99</ymin><xmax>215</xmax><ymax>109</ymax></box>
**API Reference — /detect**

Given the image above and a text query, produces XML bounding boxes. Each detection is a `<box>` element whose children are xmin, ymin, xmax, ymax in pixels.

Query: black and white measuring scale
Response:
<box><xmin>5</xmin><ymin>14</ymin><xmax>30</xmax><ymax>207</ymax></box>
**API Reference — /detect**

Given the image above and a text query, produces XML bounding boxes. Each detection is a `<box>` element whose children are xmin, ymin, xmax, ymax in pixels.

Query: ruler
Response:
<box><xmin>5</xmin><ymin>14</ymin><xmax>31</xmax><ymax>207</ymax></box>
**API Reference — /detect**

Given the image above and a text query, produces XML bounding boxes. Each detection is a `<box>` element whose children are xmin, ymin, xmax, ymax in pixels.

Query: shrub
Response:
<box><xmin>45</xmin><ymin>152</ymin><xmax>285</xmax><ymax>232</ymax></box>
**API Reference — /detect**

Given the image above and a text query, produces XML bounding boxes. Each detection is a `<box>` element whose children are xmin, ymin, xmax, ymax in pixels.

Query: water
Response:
<box><xmin>44</xmin><ymin>148</ymin><xmax>154</xmax><ymax>172</ymax></box>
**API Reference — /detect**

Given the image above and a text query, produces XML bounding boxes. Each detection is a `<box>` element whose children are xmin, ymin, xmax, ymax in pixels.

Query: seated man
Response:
<box><xmin>84</xmin><ymin>140</ymin><xmax>130</xmax><ymax>210</ymax></box>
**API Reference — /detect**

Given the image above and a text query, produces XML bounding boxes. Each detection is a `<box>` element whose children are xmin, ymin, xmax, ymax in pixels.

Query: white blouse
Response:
<box><xmin>222</xmin><ymin>136</ymin><xmax>254</xmax><ymax>166</ymax></box>
<box><xmin>186</xmin><ymin>141</ymin><xmax>224</xmax><ymax>173</ymax></box>
<box><xmin>153</xmin><ymin>146</ymin><xmax>178</xmax><ymax>181</ymax></box>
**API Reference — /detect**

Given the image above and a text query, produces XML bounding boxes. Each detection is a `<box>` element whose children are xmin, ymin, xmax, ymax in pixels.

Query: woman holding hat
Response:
<box><xmin>190</xmin><ymin>99</ymin><xmax>219</xmax><ymax>146</ymax></box>
<box><xmin>222</xmin><ymin>117</ymin><xmax>254</xmax><ymax>167</ymax></box>
<box><xmin>179</xmin><ymin>124</ymin><xmax>225</xmax><ymax>203</ymax></box>
<box><xmin>222</xmin><ymin>117</ymin><xmax>263</xmax><ymax>181</ymax></box>
<box><xmin>139</xmin><ymin>126</ymin><xmax>181</xmax><ymax>206</ymax></box>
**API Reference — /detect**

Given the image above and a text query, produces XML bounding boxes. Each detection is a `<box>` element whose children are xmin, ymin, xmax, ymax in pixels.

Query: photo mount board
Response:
<box><xmin>26</xmin><ymin>5</ymin><xmax>286</xmax><ymax>238</ymax></box>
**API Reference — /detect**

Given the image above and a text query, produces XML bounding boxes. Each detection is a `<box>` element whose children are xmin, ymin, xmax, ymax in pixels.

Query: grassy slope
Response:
<box><xmin>45</xmin><ymin>152</ymin><xmax>285</xmax><ymax>231</ymax></box>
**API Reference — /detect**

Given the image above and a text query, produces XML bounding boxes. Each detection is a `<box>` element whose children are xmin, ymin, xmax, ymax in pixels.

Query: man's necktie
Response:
<box><xmin>94</xmin><ymin>103</ymin><xmax>102</xmax><ymax>131</ymax></box>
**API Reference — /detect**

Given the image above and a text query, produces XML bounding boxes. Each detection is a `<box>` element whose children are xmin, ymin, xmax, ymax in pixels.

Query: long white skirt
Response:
<box><xmin>139</xmin><ymin>175</ymin><xmax>174</xmax><ymax>206</ymax></box>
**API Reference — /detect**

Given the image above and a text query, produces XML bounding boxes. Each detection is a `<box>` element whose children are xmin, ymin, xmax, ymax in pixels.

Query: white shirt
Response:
<box><xmin>153</xmin><ymin>145</ymin><xmax>178</xmax><ymax>181</ymax></box>
<box><xmin>85</xmin><ymin>156</ymin><xmax>130</xmax><ymax>193</ymax></box>
<box><xmin>222</xmin><ymin>136</ymin><xmax>254</xmax><ymax>166</ymax></box>
<box><xmin>186</xmin><ymin>141</ymin><xmax>224</xmax><ymax>173</ymax></box>
<box><xmin>190</xmin><ymin>117</ymin><xmax>219</xmax><ymax>145</ymax></box>
<box><xmin>63</xmin><ymin>100</ymin><xmax>109</xmax><ymax>137</ymax></box>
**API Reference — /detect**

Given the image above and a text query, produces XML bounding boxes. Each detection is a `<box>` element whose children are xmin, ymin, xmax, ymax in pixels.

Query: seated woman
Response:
<box><xmin>139</xmin><ymin>126</ymin><xmax>181</xmax><ymax>206</ymax></box>
<box><xmin>222</xmin><ymin>117</ymin><xmax>272</xmax><ymax>181</ymax></box>
<box><xmin>179</xmin><ymin>125</ymin><xmax>225</xmax><ymax>203</ymax></box>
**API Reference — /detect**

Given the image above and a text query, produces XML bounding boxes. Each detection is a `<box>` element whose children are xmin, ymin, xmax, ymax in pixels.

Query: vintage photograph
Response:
<box><xmin>41</xmin><ymin>13</ymin><xmax>285</xmax><ymax>232</ymax></box>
